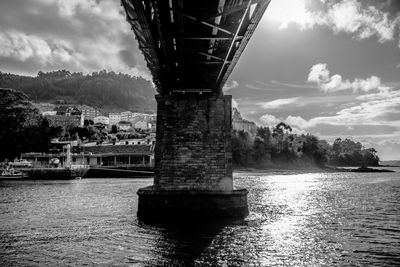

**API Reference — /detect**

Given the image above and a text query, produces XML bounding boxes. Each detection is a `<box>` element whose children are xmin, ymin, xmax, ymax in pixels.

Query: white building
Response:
<box><xmin>42</xmin><ymin>111</ymin><xmax>57</xmax><ymax>116</ymax></box>
<box><xmin>118</xmin><ymin>121</ymin><xmax>132</xmax><ymax>131</ymax></box>
<box><xmin>77</xmin><ymin>105</ymin><xmax>101</xmax><ymax>121</ymax></box>
<box><xmin>94</xmin><ymin>116</ymin><xmax>110</xmax><ymax>125</ymax></box>
<box><xmin>109</xmin><ymin>113</ymin><xmax>121</xmax><ymax>126</ymax></box>
<box><xmin>134</xmin><ymin>120</ymin><xmax>149</xmax><ymax>130</ymax></box>
<box><xmin>121</xmin><ymin>111</ymin><xmax>133</xmax><ymax>122</ymax></box>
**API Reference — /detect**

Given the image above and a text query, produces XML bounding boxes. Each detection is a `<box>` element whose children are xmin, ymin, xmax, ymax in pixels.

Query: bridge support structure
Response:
<box><xmin>137</xmin><ymin>93</ymin><xmax>248</xmax><ymax>220</ymax></box>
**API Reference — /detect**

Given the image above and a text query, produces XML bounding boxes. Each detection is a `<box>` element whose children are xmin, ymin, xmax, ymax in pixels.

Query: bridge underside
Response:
<box><xmin>122</xmin><ymin>0</ymin><xmax>270</xmax><ymax>94</ymax></box>
<box><xmin>122</xmin><ymin>0</ymin><xmax>270</xmax><ymax>220</ymax></box>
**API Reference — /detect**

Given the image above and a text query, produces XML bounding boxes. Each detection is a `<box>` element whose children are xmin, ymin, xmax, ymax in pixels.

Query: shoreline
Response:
<box><xmin>234</xmin><ymin>165</ymin><xmax>396</xmax><ymax>174</ymax></box>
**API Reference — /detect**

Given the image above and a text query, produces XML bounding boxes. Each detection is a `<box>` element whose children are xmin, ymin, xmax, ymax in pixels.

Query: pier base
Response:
<box><xmin>137</xmin><ymin>186</ymin><xmax>248</xmax><ymax>220</ymax></box>
<box><xmin>137</xmin><ymin>93</ymin><xmax>248</xmax><ymax>220</ymax></box>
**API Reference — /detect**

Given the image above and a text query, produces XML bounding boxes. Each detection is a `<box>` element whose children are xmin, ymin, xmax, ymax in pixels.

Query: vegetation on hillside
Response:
<box><xmin>0</xmin><ymin>70</ymin><xmax>156</xmax><ymax>112</ymax></box>
<box><xmin>0</xmin><ymin>88</ymin><xmax>62</xmax><ymax>161</ymax></box>
<box><xmin>0</xmin><ymin>87</ymin><xmax>381</xmax><ymax>168</ymax></box>
<box><xmin>232</xmin><ymin>122</ymin><xmax>380</xmax><ymax>168</ymax></box>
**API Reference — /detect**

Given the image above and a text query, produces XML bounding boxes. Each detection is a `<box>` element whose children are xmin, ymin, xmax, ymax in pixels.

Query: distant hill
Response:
<box><xmin>0</xmin><ymin>70</ymin><xmax>156</xmax><ymax>113</ymax></box>
<box><xmin>380</xmin><ymin>160</ymin><xmax>400</xmax><ymax>166</ymax></box>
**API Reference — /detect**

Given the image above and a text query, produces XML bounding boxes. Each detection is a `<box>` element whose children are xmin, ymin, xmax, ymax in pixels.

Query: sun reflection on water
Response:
<box><xmin>1</xmin><ymin>172</ymin><xmax>400</xmax><ymax>266</ymax></box>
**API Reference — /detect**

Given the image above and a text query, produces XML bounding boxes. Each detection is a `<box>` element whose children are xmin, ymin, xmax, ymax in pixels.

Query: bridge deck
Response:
<box><xmin>122</xmin><ymin>0</ymin><xmax>271</xmax><ymax>94</ymax></box>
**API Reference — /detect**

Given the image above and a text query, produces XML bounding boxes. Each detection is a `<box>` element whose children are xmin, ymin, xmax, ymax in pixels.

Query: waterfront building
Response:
<box><xmin>94</xmin><ymin>116</ymin><xmax>110</xmax><ymax>125</ymax></box>
<box><xmin>21</xmin><ymin>140</ymin><xmax>155</xmax><ymax>168</ymax></box>
<box><xmin>83</xmin><ymin>142</ymin><xmax>154</xmax><ymax>167</ymax></box>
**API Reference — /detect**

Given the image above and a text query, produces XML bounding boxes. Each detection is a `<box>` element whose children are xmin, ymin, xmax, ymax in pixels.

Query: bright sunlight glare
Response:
<box><xmin>266</xmin><ymin>0</ymin><xmax>315</xmax><ymax>29</ymax></box>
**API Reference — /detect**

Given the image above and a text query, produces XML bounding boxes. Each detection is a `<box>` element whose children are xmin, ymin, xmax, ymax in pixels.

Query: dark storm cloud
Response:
<box><xmin>0</xmin><ymin>0</ymin><xmax>149</xmax><ymax>78</ymax></box>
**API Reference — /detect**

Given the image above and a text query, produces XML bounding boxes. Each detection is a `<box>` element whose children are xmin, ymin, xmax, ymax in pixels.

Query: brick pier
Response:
<box><xmin>137</xmin><ymin>93</ymin><xmax>248</xmax><ymax>220</ymax></box>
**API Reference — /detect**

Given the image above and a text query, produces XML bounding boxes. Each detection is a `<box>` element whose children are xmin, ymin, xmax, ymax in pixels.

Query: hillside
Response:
<box><xmin>0</xmin><ymin>70</ymin><xmax>156</xmax><ymax>113</ymax></box>
<box><xmin>380</xmin><ymin>160</ymin><xmax>400</xmax><ymax>166</ymax></box>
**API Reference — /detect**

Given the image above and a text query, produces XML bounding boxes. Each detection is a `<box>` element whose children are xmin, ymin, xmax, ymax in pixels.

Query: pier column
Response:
<box><xmin>137</xmin><ymin>93</ymin><xmax>248</xmax><ymax>220</ymax></box>
<box><xmin>154</xmin><ymin>93</ymin><xmax>233</xmax><ymax>191</ymax></box>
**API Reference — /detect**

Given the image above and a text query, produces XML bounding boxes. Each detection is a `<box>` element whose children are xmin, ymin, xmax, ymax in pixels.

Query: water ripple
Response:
<box><xmin>1</xmin><ymin>171</ymin><xmax>400</xmax><ymax>266</ymax></box>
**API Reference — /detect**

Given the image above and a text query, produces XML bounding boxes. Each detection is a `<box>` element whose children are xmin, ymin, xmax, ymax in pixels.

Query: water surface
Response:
<box><xmin>1</xmin><ymin>170</ymin><xmax>399</xmax><ymax>266</ymax></box>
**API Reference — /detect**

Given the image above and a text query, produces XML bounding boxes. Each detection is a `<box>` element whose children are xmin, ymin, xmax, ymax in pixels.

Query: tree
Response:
<box><xmin>84</xmin><ymin>119</ymin><xmax>94</xmax><ymax>126</ymax></box>
<box><xmin>0</xmin><ymin>88</ymin><xmax>62</xmax><ymax>161</ymax></box>
<box><xmin>111</xmin><ymin>124</ymin><xmax>118</xmax><ymax>134</ymax></box>
<box><xmin>252</xmin><ymin>127</ymin><xmax>272</xmax><ymax>164</ymax></box>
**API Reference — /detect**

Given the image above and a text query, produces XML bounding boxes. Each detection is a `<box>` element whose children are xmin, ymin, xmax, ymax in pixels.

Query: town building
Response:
<box><xmin>118</xmin><ymin>121</ymin><xmax>132</xmax><ymax>131</ymax></box>
<box><xmin>134</xmin><ymin>120</ymin><xmax>149</xmax><ymax>130</ymax></box>
<box><xmin>55</xmin><ymin>106</ymin><xmax>81</xmax><ymax>116</ymax></box>
<box><xmin>77</xmin><ymin>105</ymin><xmax>101</xmax><ymax>121</ymax></box>
<box><xmin>120</xmin><ymin>111</ymin><xmax>133</xmax><ymax>122</ymax></box>
<box><xmin>45</xmin><ymin>114</ymin><xmax>84</xmax><ymax>129</ymax></box>
<box><xmin>109</xmin><ymin>113</ymin><xmax>121</xmax><ymax>126</ymax></box>
<box><xmin>21</xmin><ymin>140</ymin><xmax>155</xmax><ymax>168</ymax></box>
<box><xmin>94</xmin><ymin>116</ymin><xmax>110</xmax><ymax>125</ymax></box>
<box><xmin>82</xmin><ymin>141</ymin><xmax>154</xmax><ymax>167</ymax></box>
<box><xmin>42</xmin><ymin>111</ymin><xmax>57</xmax><ymax>116</ymax></box>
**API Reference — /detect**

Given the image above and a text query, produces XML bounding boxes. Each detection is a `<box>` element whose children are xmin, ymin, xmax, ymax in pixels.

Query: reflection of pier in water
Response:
<box><xmin>121</xmin><ymin>0</ymin><xmax>271</xmax><ymax>219</ymax></box>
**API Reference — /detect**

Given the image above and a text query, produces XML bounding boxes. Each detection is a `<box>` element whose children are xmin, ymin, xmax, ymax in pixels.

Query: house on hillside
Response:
<box><xmin>76</xmin><ymin>105</ymin><xmax>101</xmax><ymax>121</ymax></box>
<box><xmin>109</xmin><ymin>113</ymin><xmax>121</xmax><ymax>125</ymax></box>
<box><xmin>134</xmin><ymin>120</ymin><xmax>149</xmax><ymax>130</ymax></box>
<box><xmin>118</xmin><ymin>121</ymin><xmax>132</xmax><ymax>131</ymax></box>
<box><xmin>94</xmin><ymin>116</ymin><xmax>110</xmax><ymax>125</ymax></box>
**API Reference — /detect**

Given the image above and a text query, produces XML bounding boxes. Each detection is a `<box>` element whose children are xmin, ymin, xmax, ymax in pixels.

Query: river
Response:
<box><xmin>1</xmin><ymin>169</ymin><xmax>399</xmax><ymax>266</ymax></box>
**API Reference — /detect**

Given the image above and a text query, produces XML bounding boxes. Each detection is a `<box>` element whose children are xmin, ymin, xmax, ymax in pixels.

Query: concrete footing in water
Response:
<box><xmin>137</xmin><ymin>186</ymin><xmax>248</xmax><ymax>220</ymax></box>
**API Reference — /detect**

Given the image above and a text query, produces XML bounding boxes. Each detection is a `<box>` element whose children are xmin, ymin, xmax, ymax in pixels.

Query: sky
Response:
<box><xmin>0</xmin><ymin>0</ymin><xmax>399</xmax><ymax>160</ymax></box>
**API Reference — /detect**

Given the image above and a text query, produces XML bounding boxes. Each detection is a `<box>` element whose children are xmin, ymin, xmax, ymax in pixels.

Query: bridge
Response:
<box><xmin>121</xmin><ymin>0</ymin><xmax>271</xmax><ymax>220</ymax></box>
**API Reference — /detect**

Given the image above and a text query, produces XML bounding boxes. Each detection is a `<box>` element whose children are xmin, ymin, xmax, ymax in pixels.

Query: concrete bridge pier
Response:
<box><xmin>137</xmin><ymin>93</ymin><xmax>248</xmax><ymax>220</ymax></box>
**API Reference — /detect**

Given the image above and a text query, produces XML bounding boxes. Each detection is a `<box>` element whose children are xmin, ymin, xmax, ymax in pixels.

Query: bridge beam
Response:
<box><xmin>137</xmin><ymin>93</ymin><xmax>248</xmax><ymax>220</ymax></box>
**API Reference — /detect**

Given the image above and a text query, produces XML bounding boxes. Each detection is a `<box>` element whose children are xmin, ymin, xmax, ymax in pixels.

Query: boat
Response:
<box><xmin>8</xmin><ymin>159</ymin><xmax>33</xmax><ymax>168</ymax></box>
<box><xmin>0</xmin><ymin>168</ymin><xmax>28</xmax><ymax>179</ymax></box>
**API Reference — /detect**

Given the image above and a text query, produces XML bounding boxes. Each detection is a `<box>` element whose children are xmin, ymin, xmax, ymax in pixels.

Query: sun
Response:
<box><xmin>266</xmin><ymin>0</ymin><xmax>314</xmax><ymax>29</ymax></box>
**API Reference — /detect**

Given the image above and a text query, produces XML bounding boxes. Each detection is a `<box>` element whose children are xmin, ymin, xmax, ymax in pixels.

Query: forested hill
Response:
<box><xmin>0</xmin><ymin>70</ymin><xmax>156</xmax><ymax>112</ymax></box>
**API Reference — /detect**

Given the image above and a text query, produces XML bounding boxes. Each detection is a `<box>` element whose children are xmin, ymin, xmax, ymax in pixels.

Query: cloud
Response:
<box><xmin>285</xmin><ymin>115</ymin><xmax>311</xmax><ymax>129</ymax></box>
<box><xmin>269</xmin><ymin>0</ymin><xmax>400</xmax><ymax>46</ymax></box>
<box><xmin>259</xmin><ymin>84</ymin><xmax>400</xmax><ymax>133</ymax></box>
<box><xmin>0</xmin><ymin>0</ymin><xmax>149</xmax><ymax>78</ymax></box>
<box><xmin>356</xmin><ymin>87</ymin><xmax>400</xmax><ymax>101</ymax></box>
<box><xmin>259</xmin><ymin>113</ymin><xmax>307</xmax><ymax>134</ymax></box>
<box><xmin>0</xmin><ymin>30</ymin><xmax>75</xmax><ymax>65</ymax></box>
<box><xmin>259</xmin><ymin>97</ymin><xmax>300</xmax><ymax>109</ymax></box>
<box><xmin>326</xmin><ymin>0</ymin><xmax>397</xmax><ymax>43</ymax></box>
<box><xmin>260</xmin><ymin>114</ymin><xmax>282</xmax><ymax>126</ymax></box>
<box><xmin>232</xmin><ymin>98</ymin><xmax>239</xmax><ymax>109</ymax></box>
<box><xmin>271</xmin><ymin>80</ymin><xmax>317</xmax><ymax>89</ymax></box>
<box><xmin>223</xmin><ymin>80</ymin><xmax>239</xmax><ymax>92</ymax></box>
<box><xmin>266</xmin><ymin>94</ymin><xmax>400</xmax><ymax>129</ymax></box>
<box><xmin>307</xmin><ymin>63</ymin><xmax>387</xmax><ymax>93</ymax></box>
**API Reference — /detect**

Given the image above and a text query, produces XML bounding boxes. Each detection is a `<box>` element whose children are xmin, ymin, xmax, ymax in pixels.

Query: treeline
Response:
<box><xmin>0</xmin><ymin>88</ymin><xmax>62</xmax><ymax>161</ymax></box>
<box><xmin>232</xmin><ymin>122</ymin><xmax>380</xmax><ymax>168</ymax></box>
<box><xmin>0</xmin><ymin>69</ymin><xmax>156</xmax><ymax>112</ymax></box>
